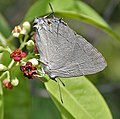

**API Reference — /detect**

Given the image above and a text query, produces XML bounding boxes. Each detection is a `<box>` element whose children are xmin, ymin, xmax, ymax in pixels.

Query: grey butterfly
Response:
<box><xmin>33</xmin><ymin>15</ymin><xmax>107</xmax><ymax>80</ymax></box>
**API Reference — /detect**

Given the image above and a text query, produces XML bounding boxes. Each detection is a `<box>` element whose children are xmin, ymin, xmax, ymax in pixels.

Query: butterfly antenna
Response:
<box><xmin>57</xmin><ymin>78</ymin><xmax>64</xmax><ymax>103</ymax></box>
<box><xmin>49</xmin><ymin>3</ymin><xmax>54</xmax><ymax>14</ymax></box>
<box><xmin>48</xmin><ymin>3</ymin><xmax>55</xmax><ymax>18</ymax></box>
<box><xmin>44</xmin><ymin>3</ymin><xmax>55</xmax><ymax>19</ymax></box>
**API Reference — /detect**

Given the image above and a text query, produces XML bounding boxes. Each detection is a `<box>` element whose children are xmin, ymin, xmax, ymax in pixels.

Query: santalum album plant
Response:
<box><xmin>0</xmin><ymin>21</ymin><xmax>49</xmax><ymax>89</ymax></box>
<box><xmin>0</xmin><ymin>20</ymin><xmax>111</xmax><ymax>119</ymax></box>
<box><xmin>1</xmin><ymin>0</ymin><xmax>118</xmax><ymax>119</ymax></box>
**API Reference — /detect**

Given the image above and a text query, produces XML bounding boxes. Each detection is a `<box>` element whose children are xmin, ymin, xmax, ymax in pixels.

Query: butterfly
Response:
<box><xmin>33</xmin><ymin>15</ymin><xmax>107</xmax><ymax>80</ymax></box>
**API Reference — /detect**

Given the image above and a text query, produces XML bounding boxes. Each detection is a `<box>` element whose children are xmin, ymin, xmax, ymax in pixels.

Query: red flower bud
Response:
<box><xmin>10</xmin><ymin>49</ymin><xmax>26</xmax><ymax>61</ymax></box>
<box><xmin>3</xmin><ymin>79</ymin><xmax>13</xmax><ymax>90</ymax></box>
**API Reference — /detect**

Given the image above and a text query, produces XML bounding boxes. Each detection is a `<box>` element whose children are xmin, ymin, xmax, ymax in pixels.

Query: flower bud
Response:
<box><xmin>0</xmin><ymin>46</ymin><xmax>4</xmax><ymax>53</ymax></box>
<box><xmin>20</xmin><ymin>28</ymin><xmax>26</xmax><ymax>35</ymax></box>
<box><xmin>22</xmin><ymin>21</ymin><xmax>31</xmax><ymax>33</ymax></box>
<box><xmin>12</xmin><ymin>25</ymin><xmax>26</xmax><ymax>37</ymax></box>
<box><xmin>0</xmin><ymin>64</ymin><xmax>7</xmax><ymax>71</ymax></box>
<box><xmin>11</xmin><ymin>78</ymin><xmax>19</xmax><ymax>86</ymax></box>
<box><xmin>26</xmin><ymin>40</ymin><xmax>34</xmax><ymax>51</ymax></box>
<box><xmin>3</xmin><ymin>79</ymin><xmax>13</xmax><ymax>89</ymax></box>
<box><xmin>28</xmin><ymin>58</ymin><xmax>38</xmax><ymax>66</ymax></box>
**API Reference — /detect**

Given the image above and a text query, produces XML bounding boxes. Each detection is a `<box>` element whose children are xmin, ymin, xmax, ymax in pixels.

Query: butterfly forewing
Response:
<box><xmin>35</xmin><ymin>18</ymin><xmax>76</xmax><ymax>70</ymax></box>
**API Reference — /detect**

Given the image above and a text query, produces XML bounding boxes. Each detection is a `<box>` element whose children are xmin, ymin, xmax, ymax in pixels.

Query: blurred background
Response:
<box><xmin>0</xmin><ymin>0</ymin><xmax>120</xmax><ymax>119</ymax></box>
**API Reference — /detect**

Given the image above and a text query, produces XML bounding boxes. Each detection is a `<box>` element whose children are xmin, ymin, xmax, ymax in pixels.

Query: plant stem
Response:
<box><xmin>8</xmin><ymin>59</ymin><xmax>16</xmax><ymax>70</ymax></box>
<box><xmin>19</xmin><ymin>35</ymin><xmax>29</xmax><ymax>49</ymax></box>
<box><xmin>0</xmin><ymin>81</ymin><xmax>4</xmax><ymax>119</ymax></box>
<box><xmin>0</xmin><ymin>71</ymin><xmax>10</xmax><ymax>81</ymax></box>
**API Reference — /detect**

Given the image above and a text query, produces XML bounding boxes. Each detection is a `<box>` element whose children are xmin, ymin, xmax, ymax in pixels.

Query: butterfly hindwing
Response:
<box><xmin>48</xmin><ymin>35</ymin><xmax>107</xmax><ymax>77</ymax></box>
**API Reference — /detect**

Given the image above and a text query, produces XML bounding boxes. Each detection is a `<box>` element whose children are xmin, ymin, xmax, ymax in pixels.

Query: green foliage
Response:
<box><xmin>0</xmin><ymin>81</ymin><xmax>4</xmax><ymax>119</ymax></box>
<box><xmin>1</xmin><ymin>0</ymin><xmax>120</xmax><ymax>119</ymax></box>
<box><xmin>24</xmin><ymin>0</ymin><xmax>115</xmax><ymax>118</ymax></box>
<box><xmin>0</xmin><ymin>14</ymin><xmax>11</xmax><ymax>37</ymax></box>
<box><xmin>31</xmin><ymin>97</ymin><xmax>61</xmax><ymax>119</ymax></box>
<box><xmin>1</xmin><ymin>51</ymin><xmax>31</xmax><ymax>119</ymax></box>
<box><xmin>45</xmin><ymin>77</ymin><xmax>112</xmax><ymax>119</ymax></box>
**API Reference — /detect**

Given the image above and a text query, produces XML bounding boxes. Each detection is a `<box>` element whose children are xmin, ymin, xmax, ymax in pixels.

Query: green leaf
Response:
<box><xmin>0</xmin><ymin>33</ymin><xmax>7</xmax><ymax>46</ymax></box>
<box><xmin>0</xmin><ymin>81</ymin><xmax>4</xmax><ymax>119</ymax></box>
<box><xmin>24</xmin><ymin>0</ymin><xmax>120</xmax><ymax>40</ymax></box>
<box><xmin>0</xmin><ymin>51</ymin><xmax>11</xmax><ymax>67</ymax></box>
<box><xmin>45</xmin><ymin>77</ymin><xmax>113</xmax><ymax>119</ymax></box>
<box><xmin>0</xmin><ymin>14</ymin><xmax>11</xmax><ymax>37</ymax></box>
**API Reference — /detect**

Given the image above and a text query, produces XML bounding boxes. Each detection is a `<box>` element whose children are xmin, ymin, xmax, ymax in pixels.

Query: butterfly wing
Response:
<box><xmin>35</xmin><ymin>18</ymin><xmax>76</xmax><ymax>70</ymax></box>
<box><xmin>34</xmin><ymin>18</ymin><xmax>107</xmax><ymax>78</ymax></box>
<box><xmin>48</xmin><ymin>35</ymin><xmax>107</xmax><ymax>77</ymax></box>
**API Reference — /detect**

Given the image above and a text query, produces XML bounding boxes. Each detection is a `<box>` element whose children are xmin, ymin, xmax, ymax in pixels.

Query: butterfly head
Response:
<box><xmin>33</xmin><ymin>17</ymin><xmax>45</xmax><ymax>29</ymax></box>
